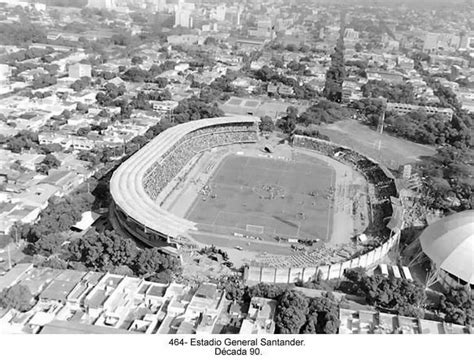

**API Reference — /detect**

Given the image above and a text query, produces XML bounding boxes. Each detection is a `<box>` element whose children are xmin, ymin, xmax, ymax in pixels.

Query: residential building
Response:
<box><xmin>386</xmin><ymin>102</ymin><xmax>454</xmax><ymax>121</ymax></box>
<box><xmin>239</xmin><ymin>297</ymin><xmax>276</xmax><ymax>334</ymax></box>
<box><xmin>339</xmin><ymin>308</ymin><xmax>471</xmax><ymax>334</ymax></box>
<box><xmin>68</xmin><ymin>63</ymin><xmax>92</xmax><ymax>79</ymax></box>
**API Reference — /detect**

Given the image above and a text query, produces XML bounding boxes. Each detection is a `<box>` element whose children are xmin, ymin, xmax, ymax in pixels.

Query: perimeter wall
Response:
<box><xmin>245</xmin><ymin>231</ymin><xmax>399</xmax><ymax>283</ymax></box>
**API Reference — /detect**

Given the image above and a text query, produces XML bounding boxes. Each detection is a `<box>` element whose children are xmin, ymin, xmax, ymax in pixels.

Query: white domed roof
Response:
<box><xmin>420</xmin><ymin>210</ymin><xmax>474</xmax><ymax>284</ymax></box>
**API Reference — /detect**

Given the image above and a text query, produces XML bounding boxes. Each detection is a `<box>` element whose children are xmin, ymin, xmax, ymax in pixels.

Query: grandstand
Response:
<box><xmin>293</xmin><ymin>135</ymin><xmax>399</xmax><ymax>243</ymax></box>
<box><xmin>110</xmin><ymin>116</ymin><xmax>259</xmax><ymax>248</ymax></box>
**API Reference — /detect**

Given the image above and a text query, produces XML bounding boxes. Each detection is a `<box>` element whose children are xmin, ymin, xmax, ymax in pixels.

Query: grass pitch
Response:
<box><xmin>186</xmin><ymin>154</ymin><xmax>335</xmax><ymax>240</ymax></box>
<box><xmin>317</xmin><ymin>120</ymin><xmax>436</xmax><ymax>168</ymax></box>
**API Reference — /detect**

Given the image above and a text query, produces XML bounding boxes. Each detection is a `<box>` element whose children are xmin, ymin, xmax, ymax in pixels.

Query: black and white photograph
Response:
<box><xmin>0</xmin><ymin>0</ymin><xmax>472</xmax><ymax>359</ymax></box>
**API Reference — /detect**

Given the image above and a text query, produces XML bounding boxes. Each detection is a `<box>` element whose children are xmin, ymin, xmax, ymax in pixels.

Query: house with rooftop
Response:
<box><xmin>83</xmin><ymin>273</ymin><xmax>124</xmax><ymax>319</ymax></box>
<box><xmin>39</xmin><ymin>270</ymin><xmax>86</xmax><ymax>304</ymax></box>
<box><xmin>338</xmin><ymin>308</ymin><xmax>471</xmax><ymax>334</ymax></box>
<box><xmin>66</xmin><ymin>271</ymin><xmax>103</xmax><ymax>309</ymax></box>
<box><xmin>239</xmin><ymin>297</ymin><xmax>276</xmax><ymax>334</ymax></box>
<box><xmin>39</xmin><ymin>170</ymin><xmax>84</xmax><ymax>196</ymax></box>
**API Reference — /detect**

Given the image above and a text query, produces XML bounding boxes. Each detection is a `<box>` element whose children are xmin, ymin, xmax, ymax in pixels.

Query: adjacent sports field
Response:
<box><xmin>317</xmin><ymin>120</ymin><xmax>436</xmax><ymax>168</ymax></box>
<box><xmin>186</xmin><ymin>154</ymin><xmax>335</xmax><ymax>240</ymax></box>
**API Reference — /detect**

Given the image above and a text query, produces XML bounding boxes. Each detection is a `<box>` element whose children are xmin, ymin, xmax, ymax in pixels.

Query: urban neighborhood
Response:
<box><xmin>0</xmin><ymin>0</ymin><xmax>472</xmax><ymax>340</ymax></box>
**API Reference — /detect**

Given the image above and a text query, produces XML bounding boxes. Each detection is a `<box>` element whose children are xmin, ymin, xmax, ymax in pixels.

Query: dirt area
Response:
<box><xmin>178</xmin><ymin>250</ymin><xmax>235</xmax><ymax>284</ymax></box>
<box><xmin>296</xmin><ymin>148</ymin><xmax>369</xmax><ymax>247</ymax></box>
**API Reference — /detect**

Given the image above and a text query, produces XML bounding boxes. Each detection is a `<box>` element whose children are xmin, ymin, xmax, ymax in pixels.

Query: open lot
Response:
<box><xmin>317</xmin><ymin>120</ymin><xmax>436</xmax><ymax>169</ymax></box>
<box><xmin>186</xmin><ymin>154</ymin><xmax>335</xmax><ymax>241</ymax></box>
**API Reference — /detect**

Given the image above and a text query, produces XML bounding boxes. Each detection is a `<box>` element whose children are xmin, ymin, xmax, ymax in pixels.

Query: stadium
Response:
<box><xmin>110</xmin><ymin>116</ymin><xmax>403</xmax><ymax>283</ymax></box>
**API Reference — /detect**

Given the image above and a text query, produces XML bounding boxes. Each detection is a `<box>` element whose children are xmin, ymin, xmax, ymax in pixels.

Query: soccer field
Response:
<box><xmin>317</xmin><ymin>120</ymin><xmax>436</xmax><ymax>168</ymax></box>
<box><xmin>186</xmin><ymin>154</ymin><xmax>335</xmax><ymax>241</ymax></box>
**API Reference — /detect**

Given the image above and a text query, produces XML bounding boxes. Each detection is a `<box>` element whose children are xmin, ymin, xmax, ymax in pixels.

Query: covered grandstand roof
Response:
<box><xmin>420</xmin><ymin>210</ymin><xmax>474</xmax><ymax>284</ymax></box>
<box><xmin>110</xmin><ymin>116</ymin><xmax>258</xmax><ymax>239</ymax></box>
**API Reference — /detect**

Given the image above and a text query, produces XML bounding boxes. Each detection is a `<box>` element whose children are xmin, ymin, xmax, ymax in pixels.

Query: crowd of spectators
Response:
<box><xmin>293</xmin><ymin>135</ymin><xmax>398</xmax><ymax>244</ymax></box>
<box><xmin>143</xmin><ymin>124</ymin><xmax>258</xmax><ymax>200</ymax></box>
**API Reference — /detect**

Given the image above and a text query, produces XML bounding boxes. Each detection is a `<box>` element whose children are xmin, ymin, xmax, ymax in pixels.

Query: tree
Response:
<box><xmin>343</xmin><ymin>268</ymin><xmax>426</xmax><ymax>317</ymax></box>
<box><xmin>76</xmin><ymin>127</ymin><xmax>90</xmax><ymax>137</ymax></box>
<box><xmin>153</xmin><ymin>77</ymin><xmax>167</xmax><ymax>88</ymax></box>
<box><xmin>133</xmin><ymin>248</ymin><xmax>180</xmax><ymax>278</ymax></box>
<box><xmin>76</xmin><ymin>102</ymin><xmax>89</xmax><ymax>114</ymax></box>
<box><xmin>35</xmin><ymin>233</ymin><xmax>66</xmax><ymax>256</ymax></box>
<box><xmin>323</xmin><ymin>16</ymin><xmax>345</xmax><ymax>103</ymax></box>
<box><xmin>259</xmin><ymin>116</ymin><xmax>275</xmax><ymax>132</ymax></box>
<box><xmin>302</xmin><ymin>295</ymin><xmax>339</xmax><ymax>334</ymax></box>
<box><xmin>275</xmin><ymin>290</ymin><xmax>309</xmax><ymax>334</ymax></box>
<box><xmin>70</xmin><ymin>77</ymin><xmax>90</xmax><ymax>92</ymax></box>
<box><xmin>31</xmin><ymin>197</ymin><xmax>83</xmax><ymax>238</ymax></box>
<box><xmin>32</xmin><ymin>73</ymin><xmax>57</xmax><ymax>89</ymax></box>
<box><xmin>61</xmin><ymin>109</ymin><xmax>72</xmax><ymax>119</ymax></box>
<box><xmin>6</xmin><ymin>130</ymin><xmax>39</xmax><ymax>153</ymax></box>
<box><xmin>0</xmin><ymin>284</ymin><xmax>34</xmax><ymax>312</ymax></box>
<box><xmin>68</xmin><ymin>230</ymin><xmax>138</xmax><ymax>271</ymax></box>
<box><xmin>221</xmin><ymin>275</ymin><xmax>246</xmax><ymax>302</ymax></box>
<box><xmin>37</xmin><ymin>154</ymin><xmax>61</xmax><ymax>174</ymax></box>
<box><xmin>39</xmin><ymin>255</ymin><xmax>68</xmax><ymax>270</ymax></box>
<box><xmin>131</xmin><ymin>56</ymin><xmax>143</xmax><ymax>65</ymax></box>
<box><xmin>120</xmin><ymin>103</ymin><xmax>133</xmax><ymax>119</ymax></box>
<box><xmin>439</xmin><ymin>288</ymin><xmax>473</xmax><ymax>326</ymax></box>
<box><xmin>121</xmin><ymin>67</ymin><xmax>148</xmax><ymax>82</ymax></box>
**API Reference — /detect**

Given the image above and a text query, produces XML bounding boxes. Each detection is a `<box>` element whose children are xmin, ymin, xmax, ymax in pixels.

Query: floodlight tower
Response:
<box><xmin>376</xmin><ymin>97</ymin><xmax>387</xmax><ymax>151</ymax></box>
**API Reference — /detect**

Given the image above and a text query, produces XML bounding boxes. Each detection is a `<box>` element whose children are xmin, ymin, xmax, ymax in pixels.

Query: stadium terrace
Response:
<box><xmin>110</xmin><ymin>116</ymin><xmax>259</xmax><ymax>248</ymax></box>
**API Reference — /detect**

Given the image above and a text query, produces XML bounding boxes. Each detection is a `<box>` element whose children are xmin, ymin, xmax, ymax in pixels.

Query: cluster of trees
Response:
<box><xmin>293</xmin><ymin>128</ymin><xmax>330</xmax><ymax>141</ymax></box>
<box><xmin>20</xmin><ymin>193</ymin><xmax>93</xmax><ymax>246</ymax></box>
<box><xmin>361</xmin><ymin>80</ymin><xmax>416</xmax><ymax>104</ymax></box>
<box><xmin>32</xmin><ymin>73</ymin><xmax>57</xmax><ymax>89</ymax></box>
<box><xmin>21</xmin><ymin>218</ymin><xmax>180</xmax><ymax>282</ymax></box>
<box><xmin>32</xmin><ymin>90</ymin><xmax>53</xmax><ymax>99</ymax></box>
<box><xmin>268</xmin><ymin>42</ymin><xmax>312</xmax><ymax>53</ymax></box>
<box><xmin>79</xmin><ymin>7</ymin><xmax>114</xmax><ymax>19</ymax></box>
<box><xmin>350</xmin><ymin>98</ymin><xmax>385</xmax><ymax>124</ymax></box>
<box><xmin>2</xmin><ymin>130</ymin><xmax>63</xmax><ymax>157</ymax></box>
<box><xmin>439</xmin><ymin>288</ymin><xmax>473</xmax><ymax>326</ymax></box>
<box><xmin>383</xmin><ymin>111</ymin><xmax>454</xmax><ymax>145</ymax></box>
<box><xmin>251</xmin><ymin>65</ymin><xmax>317</xmax><ymax>100</ymax></box>
<box><xmin>5</xmin><ymin>130</ymin><xmax>39</xmax><ymax>153</ymax></box>
<box><xmin>287</xmin><ymin>60</ymin><xmax>311</xmax><ymax>75</ymax></box>
<box><xmin>36</xmin><ymin>154</ymin><xmax>61</xmax><ymax>175</ymax></box>
<box><xmin>6</xmin><ymin>47</ymin><xmax>54</xmax><ymax>63</ymax></box>
<box><xmin>130</xmin><ymin>90</ymin><xmax>172</xmax><ymax>109</ymax></box>
<box><xmin>0</xmin><ymin>22</ymin><xmax>46</xmax><ymax>46</ymax></box>
<box><xmin>172</xmin><ymin>96</ymin><xmax>224</xmax><ymax>123</ymax></box>
<box><xmin>95</xmin><ymin>83</ymin><xmax>127</xmax><ymax>107</ymax></box>
<box><xmin>276</xmin><ymin>100</ymin><xmax>350</xmax><ymax>134</ymax></box>
<box><xmin>70</xmin><ymin>77</ymin><xmax>92</xmax><ymax>92</ymax></box>
<box><xmin>91</xmin><ymin>70</ymin><xmax>117</xmax><ymax>81</ymax></box>
<box><xmin>14</xmin><ymin>174</ymin><xmax>179</xmax><ymax>282</ymax></box>
<box><xmin>120</xmin><ymin>61</ymin><xmax>176</xmax><ymax>83</ymax></box>
<box><xmin>66</xmin><ymin>230</ymin><xmax>179</xmax><ymax>281</ymax></box>
<box><xmin>276</xmin><ymin>106</ymin><xmax>299</xmax><ymax>134</ymax></box>
<box><xmin>323</xmin><ymin>19</ymin><xmax>345</xmax><ymax>103</ymax></box>
<box><xmin>355</xmin><ymin>96</ymin><xmax>471</xmax><ymax>151</ymax></box>
<box><xmin>415</xmin><ymin>146</ymin><xmax>472</xmax><ymax>211</ymax></box>
<box><xmin>342</xmin><ymin>268</ymin><xmax>426</xmax><ymax>318</ymax></box>
<box><xmin>259</xmin><ymin>116</ymin><xmax>275</xmax><ymax>133</ymax></box>
<box><xmin>297</xmin><ymin>99</ymin><xmax>351</xmax><ymax>126</ymax></box>
<box><xmin>222</xmin><ymin>281</ymin><xmax>339</xmax><ymax>334</ymax></box>
<box><xmin>199</xmin><ymin>246</ymin><xmax>233</xmax><ymax>267</ymax></box>
<box><xmin>0</xmin><ymin>284</ymin><xmax>35</xmax><ymax>312</ymax></box>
